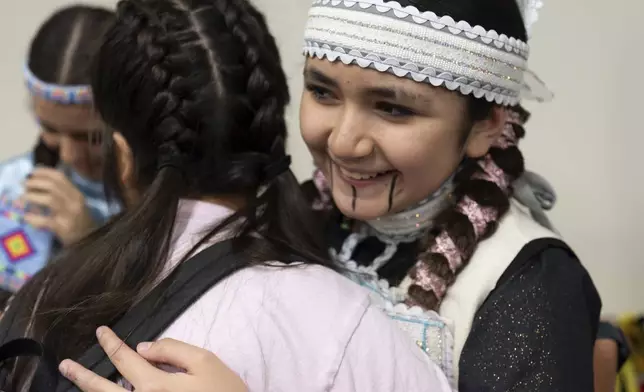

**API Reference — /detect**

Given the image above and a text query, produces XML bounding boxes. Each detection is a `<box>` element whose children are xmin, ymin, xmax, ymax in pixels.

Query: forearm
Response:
<box><xmin>594</xmin><ymin>339</ymin><xmax>618</xmax><ymax>392</ymax></box>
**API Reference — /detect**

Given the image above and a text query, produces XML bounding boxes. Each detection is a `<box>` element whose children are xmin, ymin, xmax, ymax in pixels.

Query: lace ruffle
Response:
<box><xmin>304</xmin><ymin>42</ymin><xmax>520</xmax><ymax>106</ymax></box>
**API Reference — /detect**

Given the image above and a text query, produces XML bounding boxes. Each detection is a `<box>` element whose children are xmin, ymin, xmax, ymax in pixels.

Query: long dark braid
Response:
<box><xmin>213</xmin><ymin>0</ymin><xmax>289</xmax><ymax>143</ymax></box>
<box><xmin>207</xmin><ymin>0</ymin><xmax>327</xmax><ymax>254</ymax></box>
<box><xmin>406</xmin><ymin>106</ymin><xmax>528</xmax><ymax>310</ymax></box>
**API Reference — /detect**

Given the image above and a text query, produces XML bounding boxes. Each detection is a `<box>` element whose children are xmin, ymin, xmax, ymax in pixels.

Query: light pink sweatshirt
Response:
<box><xmin>151</xmin><ymin>199</ymin><xmax>451</xmax><ymax>391</ymax></box>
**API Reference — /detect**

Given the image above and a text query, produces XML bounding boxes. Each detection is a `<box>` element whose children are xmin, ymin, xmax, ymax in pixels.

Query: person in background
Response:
<box><xmin>0</xmin><ymin>5</ymin><xmax>118</xmax><ymax>303</ymax></box>
<box><xmin>593</xmin><ymin>315</ymin><xmax>643</xmax><ymax>392</ymax></box>
<box><xmin>595</xmin><ymin>320</ymin><xmax>630</xmax><ymax>392</ymax></box>
<box><xmin>616</xmin><ymin>315</ymin><xmax>644</xmax><ymax>391</ymax></box>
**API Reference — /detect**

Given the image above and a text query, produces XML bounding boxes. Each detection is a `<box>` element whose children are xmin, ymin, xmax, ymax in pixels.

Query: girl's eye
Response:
<box><xmin>376</xmin><ymin>102</ymin><xmax>415</xmax><ymax>118</ymax></box>
<box><xmin>305</xmin><ymin>84</ymin><xmax>335</xmax><ymax>102</ymax></box>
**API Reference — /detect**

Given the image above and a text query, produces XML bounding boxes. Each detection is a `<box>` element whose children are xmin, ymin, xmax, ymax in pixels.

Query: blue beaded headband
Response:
<box><xmin>23</xmin><ymin>65</ymin><xmax>92</xmax><ymax>105</ymax></box>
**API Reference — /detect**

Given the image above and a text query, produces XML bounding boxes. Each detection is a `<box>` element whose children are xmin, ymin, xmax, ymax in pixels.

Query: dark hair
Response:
<box><xmin>404</xmin><ymin>0</ymin><xmax>527</xmax><ymax>41</ymax></box>
<box><xmin>8</xmin><ymin>0</ymin><xmax>330</xmax><ymax>381</ymax></box>
<box><xmin>398</xmin><ymin>0</ymin><xmax>529</xmax><ymax>310</ymax></box>
<box><xmin>28</xmin><ymin>4</ymin><xmax>115</xmax><ymax>85</ymax></box>
<box><xmin>28</xmin><ymin>5</ymin><xmax>115</xmax><ymax>167</ymax></box>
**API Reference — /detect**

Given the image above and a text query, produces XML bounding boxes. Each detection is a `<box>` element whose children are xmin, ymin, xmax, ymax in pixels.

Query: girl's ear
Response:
<box><xmin>464</xmin><ymin>106</ymin><xmax>507</xmax><ymax>158</ymax></box>
<box><xmin>112</xmin><ymin>132</ymin><xmax>139</xmax><ymax>206</ymax></box>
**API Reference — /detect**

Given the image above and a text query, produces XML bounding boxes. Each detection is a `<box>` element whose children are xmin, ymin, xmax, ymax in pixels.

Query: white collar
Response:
<box><xmin>365</xmin><ymin>177</ymin><xmax>454</xmax><ymax>242</ymax></box>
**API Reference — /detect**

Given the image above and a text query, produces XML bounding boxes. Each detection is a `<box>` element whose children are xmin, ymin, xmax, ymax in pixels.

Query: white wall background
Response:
<box><xmin>2</xmin><ymin>0</ymin><xmax>641</xmax><ymax>313</ymax></box>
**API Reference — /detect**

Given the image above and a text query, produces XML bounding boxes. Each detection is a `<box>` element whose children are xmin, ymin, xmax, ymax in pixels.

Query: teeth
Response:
<box><xmin>339</xmin><ymin>167</ymin><xmax>389</xmax><ymax>180</ymax></box>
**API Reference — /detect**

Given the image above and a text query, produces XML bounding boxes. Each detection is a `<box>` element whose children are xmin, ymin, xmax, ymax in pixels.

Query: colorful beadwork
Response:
<box><xmin>0</xmin><ymin>202</ymin><xmax>53</xmax><ymax>292</ymax></box>
<box><xmin>23</xmin><ymin>65</ymin><xmax>92</xmax><ymax>105</ymax></box>
<box><xmin>1</xmin><ymin>230</ymin><xmax>35</xmax><ymax>262</ymax></box>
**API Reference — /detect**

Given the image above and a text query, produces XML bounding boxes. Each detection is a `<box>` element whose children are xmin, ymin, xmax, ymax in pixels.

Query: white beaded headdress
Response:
<box><xmin>302</xmin><ymin>0</ymin><xmax>551</xmax><ymax>106</ymax></box>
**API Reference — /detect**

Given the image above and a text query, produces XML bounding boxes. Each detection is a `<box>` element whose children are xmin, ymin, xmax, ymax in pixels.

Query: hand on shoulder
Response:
<box><xmin>60</xmin><ymin>327</ymin><xmax>248</xmax><ymax>392</ymax></box>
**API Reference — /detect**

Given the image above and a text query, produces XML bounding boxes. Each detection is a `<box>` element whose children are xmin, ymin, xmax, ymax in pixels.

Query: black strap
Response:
<box><xmin>0</xmin><ymin>291</ymin><xmax>30</xmax><ymax>347</ymax></box>
<box><xmin>0</xmin><ymin>338</ymin><xmax>59</xmax><ymax>391</ymax></box>
<box><xmin>0</xmin><ymin>339</ymin><xmax>45</xmax><ymax>364</ymax></box>
<box><xmin>53</xmin><ymin>238</ymin><xmax>247</xmax><ymax>391</ymax></box>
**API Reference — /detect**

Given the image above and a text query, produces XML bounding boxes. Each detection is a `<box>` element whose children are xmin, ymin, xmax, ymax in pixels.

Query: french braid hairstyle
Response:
<box><xmin>406</xmin><ymin>104</ymin><xmax>529</xmax><ymax>310</ymax></box>
<box><xmin>5</xmin><ymin>0</ymin><xmax>330</xmax><ymax>383</ymax></box>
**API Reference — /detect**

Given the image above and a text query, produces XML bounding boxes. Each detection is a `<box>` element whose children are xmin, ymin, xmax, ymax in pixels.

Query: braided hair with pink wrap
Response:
<box><xmin>407</xmin><ymin>106</ymin><xmax>528</xmax><ymax>310</ymax></box>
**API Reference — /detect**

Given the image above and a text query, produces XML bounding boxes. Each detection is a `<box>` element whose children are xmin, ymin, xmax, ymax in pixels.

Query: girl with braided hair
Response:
<box><xmin>60</xmin><ymin>0</ymin><xmax>601</xmax><ymax>392</ymax></box>
<box><xmin>0</xmin><ymin>0</ymin><xmax>454</xmax><ymax>391</ymax></box>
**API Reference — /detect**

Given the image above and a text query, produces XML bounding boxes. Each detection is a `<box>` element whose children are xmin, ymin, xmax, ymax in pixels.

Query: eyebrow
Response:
<box><xmin>364</xmin><ymin>86</ymin><xmax>423</xmax><ymax>103</ymax></box>
<box><xmin>303</xmin><ymin>66</ymin><xmax>427</xmax><ymax>103</ymax></box>
<box><xmin>303</xmin><ymin>67</ymin><xmax>338</xmax><ymax>88</ymax></box>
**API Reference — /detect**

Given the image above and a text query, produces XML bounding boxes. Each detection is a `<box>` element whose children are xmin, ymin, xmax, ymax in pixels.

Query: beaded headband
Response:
<box><xmin>302</xmin><ymin>0</ymin><xmax>552</xmax><ymax>106</ymax></box>
<box><xmin>23</xmin><ymin>65</ymin><xmax>92</xmax><ymax>105</ymax></box>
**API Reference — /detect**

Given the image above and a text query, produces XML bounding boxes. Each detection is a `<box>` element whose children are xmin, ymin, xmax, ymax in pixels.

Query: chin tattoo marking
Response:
<box><xmin>387</xmin><ymin>173</ymin><xmax>398</xmax><ymax>212</ymax></box>
<box><xmin>351</xmin><ymin>185</ymin><xmax>357</xmax><ymax>211</ymax></box>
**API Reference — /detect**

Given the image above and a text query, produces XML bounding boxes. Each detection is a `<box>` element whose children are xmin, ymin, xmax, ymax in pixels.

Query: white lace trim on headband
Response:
<box><xmin>303</xmin><ymin>0</ymin><xmax>552</xmax><ymax>105</ymax></box>
<box><xmin>304</xmin><ymin>43</ymin><xmax>517</xmax><ymax>106</ymax></box>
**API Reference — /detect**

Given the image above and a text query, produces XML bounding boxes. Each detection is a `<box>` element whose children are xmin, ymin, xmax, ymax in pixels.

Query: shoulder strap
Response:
<box><xmin>0</xmin><ymin>298</ymin><xmax>23</xmax><ymax>344</ymax></box>
<box><xmin>55</xmin><ymin>238</ymin><xmax>248</xmax><ymax>392</ymax></box>
<box><xmin>0</xmin><ymin>338</ymin><xmax>59</xmax><ymax>391</ymax></box>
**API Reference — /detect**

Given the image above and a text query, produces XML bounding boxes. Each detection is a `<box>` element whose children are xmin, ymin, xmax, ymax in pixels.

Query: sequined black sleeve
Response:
<box><xmin>458</xmin><ymin>240</ymin><xmax>601</xmax><ymax>392</ymax></box>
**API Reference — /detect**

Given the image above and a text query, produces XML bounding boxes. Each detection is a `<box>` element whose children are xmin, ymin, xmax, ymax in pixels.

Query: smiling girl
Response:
<box><xmin>298</xmin><ymin>0</ymin><xmax>599</xmax><ymax>389</ymax></box>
